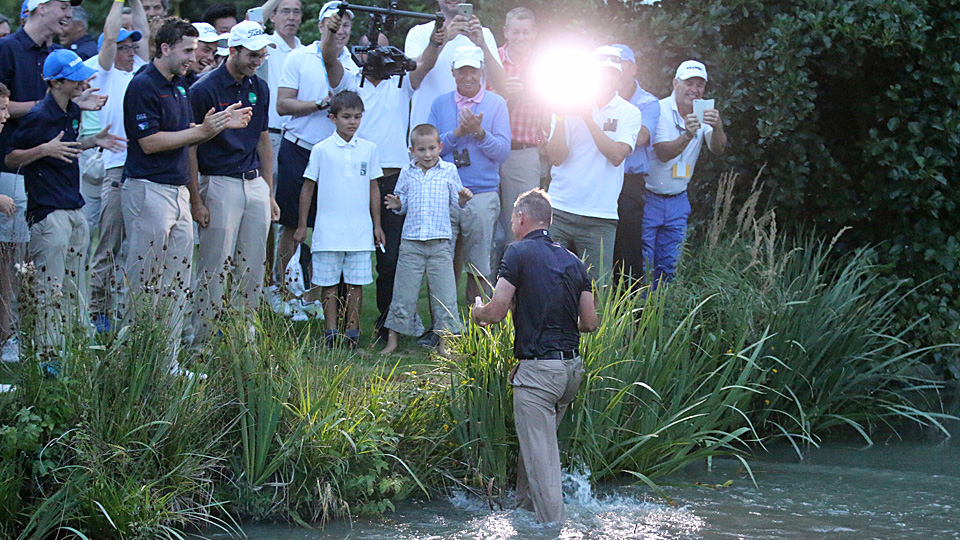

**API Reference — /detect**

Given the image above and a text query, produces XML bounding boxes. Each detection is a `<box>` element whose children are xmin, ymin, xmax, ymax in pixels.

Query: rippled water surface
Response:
<box><xmin>231</xmin><ymin>438</ymin><xmax>960</xmax><ymax>540</ymax></box>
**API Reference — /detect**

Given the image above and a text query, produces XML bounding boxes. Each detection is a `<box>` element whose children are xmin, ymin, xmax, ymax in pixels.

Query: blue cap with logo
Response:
<box><xmin>43</xmin><ymin>49</ymin><xmax>96</xmax><ymax>81</ymax></box>
<box><xmin>97</xmin><ymin>28</ymin><xmax>143</xmax><ymax>51</ymax></box>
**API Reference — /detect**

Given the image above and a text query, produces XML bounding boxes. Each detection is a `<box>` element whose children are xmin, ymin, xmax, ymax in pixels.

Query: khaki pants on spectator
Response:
<box><xmin>193</xmin><ymin>174</ymin><xmax>271</xmax><ymax>340</ymax></box>
<box><xmin>385</xmin><ymin>238</ymin><xmax>460</xmax><ymax>336</ymax></box>
<box><xmin>494</xmin><ymin>147</ymin><xmax>541</xmax><ymax>269</ymax></box>
<box><xmin>512</xmin><ymin>356</ymin><xmax>584</xmax><ymax>523</ymax></box>
<box><xmin>455</xmin><ymin>190</ymin><xmax>499</xmax><ymax>280</ymax></box>
<box><xmin>549</xmin><ymin>209</ymin><xmax>617</xmax><ymax>282</ymax></box>
<box><xmin>121</xmin><ymin>178</ymin><xmax>193</xmax><ymax>356</ymax></box>
<box><xmin>89</xmin><ymin>167</ymin><xmax>126</xmax><ymax>316</ymax></box>
<box><xmin>79</xmin><ymin>148</ymin><xmax>105</xmax><ymax>240</ymax></box>
<box><xmin>28</xmin><ymin>209</ymin><xmax>89</xmax><ymax>352</ymax></box>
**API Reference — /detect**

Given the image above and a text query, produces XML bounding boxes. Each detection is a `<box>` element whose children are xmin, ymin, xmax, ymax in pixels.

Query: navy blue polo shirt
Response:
<box><xmin>0</xmin><ymin>28</ymin><xmax>61</xmax><ymax>173</ymax></box>
<box><xmin>68</xmin><ymin>34</ymin><xmax>98</xmax><ymax>60</ymax></box>
<box><xmin>189</xmin><ymin>62</ymin><xmax>269</xmax><ymax>176</ymax></box>
<box><xmin>123</xmin><ymin>62</ymin><xmax>194</xmax><ymax>185</ymax></box>
<box><xmin>498</xmin><ymin>228</ymin><xmax>592</xmax><ymax>359</ymax></box>
<box><xmin>12</xmin><ymin>93</ymin><xmax>84</xmax><ymax>225</ymax></box>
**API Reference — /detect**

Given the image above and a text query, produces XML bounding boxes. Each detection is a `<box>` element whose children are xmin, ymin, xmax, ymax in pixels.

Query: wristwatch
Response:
<box><xmin>315</xmin><ymin>98</ymin><xmax>330</xmax><ymax>111</ymax></box>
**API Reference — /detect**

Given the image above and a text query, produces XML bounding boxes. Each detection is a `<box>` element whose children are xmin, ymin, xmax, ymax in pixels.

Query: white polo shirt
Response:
<box><xmin>547</xmin><ymin>94</ymin><xmax>642</xmax><ymax>220</ymax></box>
<box><xmin>94</xmin><ymin>55</ymin><xmax>148</xmax><ymax>171</ymax></box>
<box><xmin>646</xmin><ymin>92</ymin><xmax>714</xmax><ymax>196</ymax></box>
<box><xmin>278</xmin><ymin>42</ymin><xmax>360</xmax><ymax>145</ymax></box>
<box><xmin>355</xmin><ymin>73</ymin><xmax>413</xmax><ymax>169</ymax></box>
<box><xmin>303</xmin><ymin>132</ymin><xmax>383</xmax><ymax>252</ymax></box>
<box><xmin>256</xmin><ymin>32</ymin><xmax>302</xmax><ymax>131</ymax></box>
<box><xmin>404</xmin><ymin>22</ymin><xmax>500</xmax><ymax>133</ymax></box>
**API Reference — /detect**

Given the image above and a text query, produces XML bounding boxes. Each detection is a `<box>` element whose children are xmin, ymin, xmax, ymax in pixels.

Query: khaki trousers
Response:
<box><xmin>384</xmin><ymin>238</ymin><xmax>460</xmax><ymax>336</ymax></box>
<box><xmin>28</xmin><ymin>209</ymin><xmax>89</xmax><ymax>352</ymax></box>
<box><xmin>511</xmin><ymin>356</ymin><xmax>583</xmax><ymax>524</ymax></box>
<box><xmin>121</xmin><ymin>178</ymin><xmax>193</xmax><ymax>353</ymax></box>
<box><xmin>192</xmin><ymin>174</ymin><xmax>271</xmax><ymax>339</ymax></box>
<box><xmin>494</xmin><ymin>147</ymin><xmax>541</xmax><ymax>267</ymax></box>
<box><xmin>89</xmin><ymin>167</ymin><xmax>126</xmax><ymax>315</ymax></box>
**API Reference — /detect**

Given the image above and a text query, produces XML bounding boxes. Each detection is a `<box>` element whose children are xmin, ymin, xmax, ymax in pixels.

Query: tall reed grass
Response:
<box><xmin>0</xmin><ymin>169</ymin><xmax>954</xmax><ymax>538</ymax></box>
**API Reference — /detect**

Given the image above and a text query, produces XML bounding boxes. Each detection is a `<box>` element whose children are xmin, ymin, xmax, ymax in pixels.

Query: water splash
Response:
<box><xmin>445</xmin><ymin>465</ymin><xmax>704</xmax><ymax>539</ymax></box>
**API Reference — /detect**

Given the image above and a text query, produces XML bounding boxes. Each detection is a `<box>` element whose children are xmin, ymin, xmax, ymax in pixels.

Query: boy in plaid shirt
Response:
<box><xmin>381</xmin><ymin>124</ymin><xmax>472</xmax><ymax>354</ymax></box>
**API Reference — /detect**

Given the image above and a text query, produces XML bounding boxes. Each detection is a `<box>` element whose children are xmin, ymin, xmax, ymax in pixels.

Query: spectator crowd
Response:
<box><xmin>0</xmin><ymin>0</ymin><xmax>727</xmax><ymax>364</ymax></box>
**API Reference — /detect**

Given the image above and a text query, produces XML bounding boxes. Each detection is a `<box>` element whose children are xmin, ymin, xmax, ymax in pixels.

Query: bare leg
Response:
<box><xmin>381</xmin><ymin>328</ymin><xmax>399</xmax><ymax>354</ymax></box>
<box><xmin>344</xmin><ymin>284</ymin><xmax>362</xmax><ymax>331</ymax></box>
<box><xmin>321</xmin><ymin>285</ymin><xmax>338</xmax><ymax>331</ymax></box>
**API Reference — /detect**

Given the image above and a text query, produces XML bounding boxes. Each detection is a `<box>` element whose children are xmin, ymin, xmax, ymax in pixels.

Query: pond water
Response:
<box><xmin>230</xmin><ymin>436</ymin><xmax>960</xmax><ymax>540</ymax></box>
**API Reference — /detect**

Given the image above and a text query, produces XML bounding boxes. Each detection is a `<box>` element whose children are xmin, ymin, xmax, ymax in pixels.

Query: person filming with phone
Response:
<box><xmin>644</xmin><ymin>60</ymin><xmax>727</xmax><ymax>288</ymax></box>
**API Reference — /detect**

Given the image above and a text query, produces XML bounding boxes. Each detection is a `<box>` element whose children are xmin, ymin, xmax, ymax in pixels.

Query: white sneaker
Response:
<box><xmin>289</xmin><ymin>299</ymin><xmax>309</xmax><ymax>322</ymax></box>
<box><xmin>0</xmin><ymin>383</ymin><xmax>16</xmax><ymax>393</ymax></box>
<box><xmin>268</xmin><ymin>286</ymin><xmax>293</xmax><ymax>317</ymax></box>
<box><xmin>1</xmin><ymin>338</ymin><xmax>20</xmax><ymax>363</ymax></box>
<box><xmin>169</xmin><ymin>362</ymin><xmax>208</xmax><ymax>380</ymax></box>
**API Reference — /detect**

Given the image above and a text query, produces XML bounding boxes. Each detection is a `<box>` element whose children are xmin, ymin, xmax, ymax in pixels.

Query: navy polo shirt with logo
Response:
<box><xmin>68</xmin><ymin>34</ymin><xmax>98</xmax><ymax>61</ymax></box>
<box><xmin>0</xmin><ymin>28</ymin><xmax>61</xmax><ymax>173</ymax></box>
<box><xmin>123</xmin><ymin>62</ymin><xmax>194</xmax><ymax>185</ymax></box>
<box><xmin>12</xmin><ymin>93</ymin><xmax>84</xmax><ymax>225</ymax></box>
<box><xmin>497</xmin><ymin>228</ymin><xmax>592</xmax><ymax>359</ymax></box>
<box><xmin>188</xmin><ymin>62</ymin><xmax>269</xmax><ymax>176</ymax></box>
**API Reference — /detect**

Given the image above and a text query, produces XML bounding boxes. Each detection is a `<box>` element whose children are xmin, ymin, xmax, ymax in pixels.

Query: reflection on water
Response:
<box><xmin>235</xmin><ymin>439</ymin><xmax>960</xmax><ymax>540</ymax></box>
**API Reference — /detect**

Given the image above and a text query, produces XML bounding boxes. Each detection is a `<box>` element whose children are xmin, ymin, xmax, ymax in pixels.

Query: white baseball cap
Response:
<box><xmin>27</xmin><ymin>0</ymin><xmax>82</xmax><ymax>12</ymax></box>
<box><xmin>228</xmin><ymin>20</ymin><xmax>276</xmax><ymax>51</ymax></box>
<box><xmin>318</xmin><ymin>1</ymin><xmax>353</xmax><ymax>21</ymax></box>
<box><xmin>675</xmin><ymin>60</ymin><xmax>708</xmax><ymax>81</ymax></box>
<box><xmin>451</xmin><ymin>45</ymin><xmax>484</xmax><ymax>69</ymax></box>
<box><xmin>593</xmin><ymin>45</ymin><xmax>623</xmax><ymax>72</ymax></box>
<box><xmin>193</xmin><ymin>22</ymin><xmax>220</xmax><ymax>43</ymax></box>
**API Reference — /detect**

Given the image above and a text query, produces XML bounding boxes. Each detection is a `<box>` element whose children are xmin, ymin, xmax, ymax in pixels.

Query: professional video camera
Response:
<box><xmin>336</xmin><ymin>2</ymin><xmax>444</xmax><ymax>87</ymax></box>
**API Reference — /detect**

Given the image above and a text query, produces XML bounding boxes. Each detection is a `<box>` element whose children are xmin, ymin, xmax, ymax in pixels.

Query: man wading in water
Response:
<box><xmin>472</xmin><ymin>188</ymin><xmax>598</xmax><ymax>523</ymax></box>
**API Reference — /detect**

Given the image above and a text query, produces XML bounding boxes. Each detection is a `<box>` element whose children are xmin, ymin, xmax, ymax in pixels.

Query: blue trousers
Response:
<box><xmin>642</xmin><ymin>191</ymin><xmax>690</xmax><ymax>287</ymax></box>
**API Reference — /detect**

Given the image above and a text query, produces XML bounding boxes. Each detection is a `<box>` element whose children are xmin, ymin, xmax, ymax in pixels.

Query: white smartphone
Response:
<box><xmin>457</xmin><ymin>3</ymin><xmax>473</xmax><ymax>19</ymax></box>
<box><xmin>246</xmin><ymin>7</ymin><xmax>264</xmax><ymax>24</ymax></box>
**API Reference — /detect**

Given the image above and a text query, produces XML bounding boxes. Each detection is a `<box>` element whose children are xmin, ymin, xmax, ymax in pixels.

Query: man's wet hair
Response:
<box><xmin>514</xmin><ymin>188</ymin><xmax>552</xmax><ymax>226</ymax></box>
<box><xmin>329</xmin><ymin>90</ymin><xmax>364</xmax><ymax>115</ymax></box>
<box><xmin>153</xmin><ymin>17</ymin><xmax>199</xmax><ymax>59</ymax></box>
<box><xmin>410</xmin><ymin>123</ymin><xmax>440</xmax><ymax>144</ymax></box>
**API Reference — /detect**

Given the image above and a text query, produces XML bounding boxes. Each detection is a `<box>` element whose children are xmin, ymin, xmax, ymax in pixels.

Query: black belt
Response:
<box><xmin>225</xmin><ymin>169</ymin><xmax>261</xmax><ymax>180</ymax></box>
<box><xmin>511</xmin><ymin>141</ymin><xmax>539</xmax><ymax>151</ymax></box>
<box><xmin>268</xmin><ymin>127</ymin><xmax>282</xmax><ymax>134</ymax></box>
<box><xmin>519</xmin><ymin>348</ymin><xmax>579</xmax><ymax>361</ymax></box>
<box><xmin>646</xmin><ymin>189</ymin><xmax>685</xmax><ymax>199</ymax></box>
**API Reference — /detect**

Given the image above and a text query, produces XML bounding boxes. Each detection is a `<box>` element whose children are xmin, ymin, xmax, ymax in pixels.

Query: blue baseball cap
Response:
<box><xmin>610</xmin><ymin>44</ymin><xmax>636</xmax><ymax>63</ymax></box>
<box><xmin>97</xmin><ymin>28</ymin><xmax>143</xmax><ymax>51</ymax></box>
<box><xmin>43</xmin><ymin>49</ymin><xmax>96</xmax><ymax>81</ymax></box>
<box><xmin>20</xmin><ymin>0</ymin><xmax>29</xmax><ymax>18</ymax></box>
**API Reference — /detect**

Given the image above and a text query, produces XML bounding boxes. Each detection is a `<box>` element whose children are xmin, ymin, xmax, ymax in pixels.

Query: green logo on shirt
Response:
<box><xmin>71</xmin><ymin>119</ymin><xmax>79</xmax><ymax>130</ymax></box>
<box><xmin>177</xmin><ymin>86</ymin><xmax>186</xmax><ymax>97</ymax></box>
<box><xmin>248</xmin><ymin>92</ymin><xmax>257</xmax><ymax>105</ymax></box>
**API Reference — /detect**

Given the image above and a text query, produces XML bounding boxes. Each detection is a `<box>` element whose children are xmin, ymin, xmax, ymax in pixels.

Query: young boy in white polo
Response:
<box><xmin>380</xmin><ymin>124</ymin><xmax>472</xmax><ymax>355</ymax></box>
<box><xmin>6</xmin><ymin>49</ymin><xmax>123</xmax><ymax>353</ymax></box>
<box><xmin>293</xmin><ymin>90</ymin><xmax>384</xmax><ymax>348</ymax></box>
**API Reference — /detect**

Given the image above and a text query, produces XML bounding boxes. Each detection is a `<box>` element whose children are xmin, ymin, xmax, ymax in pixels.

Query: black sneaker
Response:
<box><xmin>324</xmin><ymin>329</ymin><xmax>338</xmax><ymax>349</ymax></box>
<box><xmin>344</xmin><ymin>329</ymin><xmax>360</xmax><ymax>349</ymax></box>
<box><xmin>417</xmin><ymin>330</ymin><xmax>440</xmax><ymax>348</ymax></box>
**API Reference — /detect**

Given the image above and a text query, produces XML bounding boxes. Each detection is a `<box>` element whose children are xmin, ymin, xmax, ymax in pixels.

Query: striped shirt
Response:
<box><xmin>499</xmin><ymin>46</ymin><xmax>544</xmax><ymax>146</ymax></box>
<box><xmin>394</xmin><ymin>160</ymin><xmax>464</xmax><ymax>241</ymax></box>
